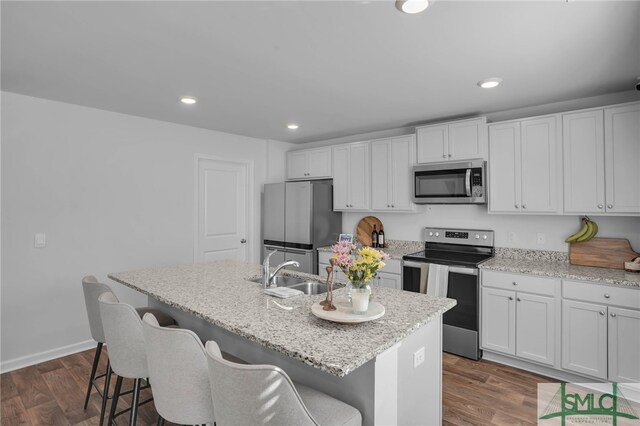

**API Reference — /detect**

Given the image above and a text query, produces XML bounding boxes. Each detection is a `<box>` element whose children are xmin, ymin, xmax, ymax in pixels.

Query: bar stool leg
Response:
<box><xmin>156</xmin><ymin>416</ymin><xmax>165</xmax><ymax>426</ymax></box>
<box><xmin>129</xmin><ymin>378</ymin><xmax>141</xmax><ymax>426</ymax></box>
<box><xmin>108</xmin><ymin>375</ymin><xmax>123</xmax><ymax>426</ymax></box>
<box><xmin>84</xmin><ymin>342</ymin><xmax>103</xmax><ymax>410</ymax></box>
<box><xmin>98</xmin><ymin>361</ymin><xmax>112</xmax><ymax>426</ymax></box>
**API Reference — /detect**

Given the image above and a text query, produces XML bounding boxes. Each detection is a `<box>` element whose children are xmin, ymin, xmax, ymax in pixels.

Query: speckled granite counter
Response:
<box><xmin>108</xmin><ymin>260</ymin><xmax>455</xmax><ymax>377</ymax></box>
<box><xmin>317</xmin><ymin>239</ymin><xmax>422</xmax><ymax>260</ymax></box>
<box><xmin>480</xmin><ymin>256</ymin><xmax>640</xmax><ymax>288</ymax></box>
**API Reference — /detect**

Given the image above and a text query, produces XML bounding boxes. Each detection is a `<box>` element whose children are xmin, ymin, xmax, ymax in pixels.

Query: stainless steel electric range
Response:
<box><xmin>402</xmin><ymin>227</ymin><xmax>494</xmax><ymax>360</ymax></box>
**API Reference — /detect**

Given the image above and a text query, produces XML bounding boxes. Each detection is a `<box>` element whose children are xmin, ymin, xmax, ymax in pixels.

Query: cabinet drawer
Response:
<box><xmin>383</xmin><ymin>258</ymin><xmax>401</xmax><ymax>275</ymax></box>
<box><xmin>482</xmin><ymin>270</ymin><xmax>559</xmax><ymax>296</ymax></box>
<box><xmin>318</xmin><ymin>250</ymin><xmax>332</xmax><ymax>265</ymax></box>
<box><xmin>563</xmin><ymin>280</ymin><xmax>640</xmax><ymax>310</ymax></box>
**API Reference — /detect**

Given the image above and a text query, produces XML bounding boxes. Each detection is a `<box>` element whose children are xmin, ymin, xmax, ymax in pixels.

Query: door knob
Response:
<box><xmin>240</xmin><ymin>239</ymin><xmax>247</xmax><ymax>244</ymax></box>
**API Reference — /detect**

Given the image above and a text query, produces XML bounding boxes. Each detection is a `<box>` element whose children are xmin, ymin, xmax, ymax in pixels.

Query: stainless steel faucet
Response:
<box><xmin>262</xmin><ymin>250</ymin><xmax>300</xmax><ymax>288</ymax></box>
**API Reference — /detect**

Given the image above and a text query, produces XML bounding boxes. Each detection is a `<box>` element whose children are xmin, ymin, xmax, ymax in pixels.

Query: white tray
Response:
<box><xmin>311</xmin><ymin>300</ymin><xmax>385</xmax><ymax>324</ymax></box>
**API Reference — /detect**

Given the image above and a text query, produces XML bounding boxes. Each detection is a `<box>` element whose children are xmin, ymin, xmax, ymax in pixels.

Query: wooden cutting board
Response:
<box><xmin>569</xmin><ymin>238</ymin><xmax>640</xmax><ymax>269</ymax></box>
<box><xmin>356</xmin><ymin>216</ymin><xmax>384</xmax><ymax>247</ymax></box>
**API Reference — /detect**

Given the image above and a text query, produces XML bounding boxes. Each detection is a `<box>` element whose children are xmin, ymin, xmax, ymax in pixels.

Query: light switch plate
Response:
<box><xmin>34</xmin><ymin>233</ymin><xmax>46</xmax><ymax>248</ymax></box>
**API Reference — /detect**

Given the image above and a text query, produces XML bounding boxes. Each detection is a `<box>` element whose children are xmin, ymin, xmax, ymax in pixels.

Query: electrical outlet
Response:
<box><xmin>413</xmin><ymin>347</ymin><xmax>425</xmax><ymax>368</ymax></box>
<box><xmin>507</xmin><ymin>232</ymin><xmax>516</xmax><ymax>243</ymax></box>
<box><xmin>537</xmin><ymin>233</ymin><xmax>546</xmax><ymax>244</ymax></box>
<box><xmin>34</xmin><ymin>233</ymin><xmax>46</xmax><ymax>248</ymax></box>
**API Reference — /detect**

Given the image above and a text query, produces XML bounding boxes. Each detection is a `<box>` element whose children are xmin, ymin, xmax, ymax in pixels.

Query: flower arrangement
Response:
<box><xmin>330</xmin><ymin>240</ymin><xmax>390</xmax><ymax>287</ymax></box>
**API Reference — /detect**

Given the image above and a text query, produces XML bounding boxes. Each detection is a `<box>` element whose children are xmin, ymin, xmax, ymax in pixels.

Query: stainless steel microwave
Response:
<box><xmin>412</xmin><ymin>160</ymin><xmax>486</xmax><ymax>204</ymax></box>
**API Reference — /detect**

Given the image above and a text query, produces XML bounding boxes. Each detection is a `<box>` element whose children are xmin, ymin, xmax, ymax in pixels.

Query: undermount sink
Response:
<box><xmin>250</xmin><ymin>275</ymin><xmax>327</xmax><ymax>295</ymax></box>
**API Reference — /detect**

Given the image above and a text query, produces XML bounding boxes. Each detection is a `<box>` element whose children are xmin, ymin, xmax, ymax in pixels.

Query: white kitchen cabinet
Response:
<box><xmin>416</xmin><ymin>117</ymin><xmax>487</xmax><ymax>163</ymax></box>
<box><xmin>562</xmin><ymin>279</ymin><xmax>640</xmax><ymax>381</ymax></box>
<box><xmin>333</xmin><ymin>142</ymin><xmax>370</xmax><ymax>211</ymax></box>
<box><xmin>563</xmin><ymin>103</ymin><xmax>640</xmax><ymax>215</ymax></box>
<box><xmin>488</xmin><ymin>116</ymin><xmax>560</xmax><ymax>214</ymax></box>
<box><xmin>376</xmin><ymin>271</ymin><xmax>401</xmax><ymax>290</ymax></box>
<box><xmin>561</xmin><ymin>299</ymin><xmax>608</xmax><ymax>379</ymax></box>
<box><xmin>370</xmin><ymin>135</ymin><xmax>416</xmax><ymax>212</ymax></box>
<box><xmin>286</xmin><ymin>147</ymin><xmax>332</xmax><ymax>180</ymax></box>
<box><xmin>481</xmin><ymin>287</ymin><xmax>516</xmax><ymax>355</ymax></box>
<box><xmin>481</xmin><ymin>271</ymin><xmax>558</xmax><ymax>366</ymax></box>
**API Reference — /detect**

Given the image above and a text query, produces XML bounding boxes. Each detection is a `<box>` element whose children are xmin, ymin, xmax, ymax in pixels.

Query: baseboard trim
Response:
<box><xmin>1</xmin><ymin>340</ymin><xmax>96</xmax><ymax>374</ymax></box>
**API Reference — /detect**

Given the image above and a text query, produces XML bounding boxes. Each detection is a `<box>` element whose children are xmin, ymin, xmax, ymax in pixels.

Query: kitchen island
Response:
<box><xmin>109</xmin><ymin>260</ymin><xmax>456</xmax><ymax>425</ymax></box>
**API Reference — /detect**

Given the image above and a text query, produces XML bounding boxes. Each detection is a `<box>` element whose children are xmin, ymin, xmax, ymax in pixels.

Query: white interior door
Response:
<box><xmin>196</xmin><ymin>156</ymin><xmax>250</xmax><ymax>262</ymax></box>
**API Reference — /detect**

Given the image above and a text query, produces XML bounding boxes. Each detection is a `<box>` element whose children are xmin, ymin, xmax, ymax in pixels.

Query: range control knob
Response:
<box><xmin>435</xmin><ymin>232</ymin><xmax>440</xmax><ymax>237</ymax></box>
<box><xmin>428</xmin><ymin>231</ymin><xmax>433</xmax><ymax>237</ymax></box>
<box><xmin>475</xmin><ymin>234</ymin><xmax>480</xmax><ymax>239</ymax></box>
<box><xmin>483</xmin><ymin>235</ymin><xmax>488</xmax><ymax>240</ymax></box>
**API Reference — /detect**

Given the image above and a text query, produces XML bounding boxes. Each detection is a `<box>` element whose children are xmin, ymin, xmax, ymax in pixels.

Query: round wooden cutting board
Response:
<box><xmin>356</xmin><ymin>216</ymin><xmax>384</xmax><ymax>247</ymax></box>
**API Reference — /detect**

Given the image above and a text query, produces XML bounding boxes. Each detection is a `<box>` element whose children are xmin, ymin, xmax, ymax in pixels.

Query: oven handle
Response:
<box><xmin>403</xmin><ymin>260</ymin><xmax>478</xmax><ymax>276</ymax></box>
<box><xmin>465</xmin><ymin>168</ymin><xmax>472</xmax><ymax>197</ymax></box>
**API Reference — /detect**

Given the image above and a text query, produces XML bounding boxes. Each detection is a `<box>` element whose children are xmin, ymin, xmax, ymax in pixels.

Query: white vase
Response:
<box><xmin>351</xmin><ymin>283</ymin><xmax>371</xmax><ymax>314</ymax></box>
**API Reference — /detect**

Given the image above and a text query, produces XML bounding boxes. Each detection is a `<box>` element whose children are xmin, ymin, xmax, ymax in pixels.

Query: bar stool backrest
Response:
<box><xmin>82</xmin><ymin>275</ymin><xmax>112</xmax><ymax>343</ymax></box>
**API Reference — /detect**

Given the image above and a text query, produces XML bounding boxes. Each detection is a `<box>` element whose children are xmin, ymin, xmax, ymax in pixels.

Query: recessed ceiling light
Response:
<box><xmin>287</xmin><ymin>124</ymin><xmax>300</xmax><ymax>130</ymax></box>
<box><xmin>477</xmin><ymin>78</ymin><xmax>503</xmax><ymax>89</ymax></box>
<box><xmin>180</xmin><ymin>96</ymin><xmax>197</xmax><ymax>105</ymax></box>
<box><xmin>395</xmin><ymin>0</ymin><xmax>429</xmax><ymax>14</ymax></box>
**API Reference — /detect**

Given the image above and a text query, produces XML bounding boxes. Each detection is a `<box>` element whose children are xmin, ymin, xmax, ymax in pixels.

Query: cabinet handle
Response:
<box><xmin>448</xmin><ymin>154</ymin><xmax>452</xmax><ymax>158</ymax></box>
<box><xmin>391</xmin><ymin>204</ymin><xmax>395</xmax><ymax>208</ymax></box>
<box><xmin>610</xmin><ymin>312</ymin><xmax>617</xmax><ymax>318</ymax></box>
<box><xmin>514</xmin><ymin>204</ymin><xmax>519</xmax><ymax>209</ymax></box>
<box><xmin>522</xmin><ymin>205</ymin><xmax>526</xmax><ymax>209</ymax></box>
<box><xmin>604</xmin><ymin>294</ymin><xmax>610</xmax><ymax>299</ymax></box>
<box><xmin>598</xmin><ymin>204</ymin><xmax>604</xmax><ymax>209</ymax></box>
<box><xmin>607</xmin><ymin>204</ymin><xmax>613</xmax><ymax>209</ymax></box>
<box><xmin>508</xmin><ymin>296</ymin><xmax>514</xmax><ymax>300</ymax></box>
<box><xmin>516</xmin><ymin>297</ymin><xmax>521</xmax><ymax>302</ymax></box>
<box><xmin>512</xmin><ymin>281</ymin><xmax>517</xmax><ymax>286</ymax></box>
<box><xmin>387</xmin><ymin>204</ymin><xmax>390</xmax><ymax>208</ymax></box>
<box><xmin>442</xmin><ymin>154</ymin><xmax>447</xmax><ymax>158</ymax></box>
<box><xmin>599</xmin><ymin>310</ymin><xmax>605</xmax><ymax>316</ymax></box>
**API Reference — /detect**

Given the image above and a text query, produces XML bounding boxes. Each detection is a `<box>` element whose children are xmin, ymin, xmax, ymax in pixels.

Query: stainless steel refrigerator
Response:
<box><xmin>262</xmin><ymin>180</ymin><xmax>342</xmax><ymax>274</ymax></box>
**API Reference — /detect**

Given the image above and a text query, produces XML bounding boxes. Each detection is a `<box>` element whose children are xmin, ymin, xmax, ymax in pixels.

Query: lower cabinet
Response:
<box><xmin>562</xmin><ymin>280</ymin><xmax>640</xmax><ymax>382</ymax></box>
<box><xmin>481</xmin><ymin>271</ymin><xmax>558</xmax><ymax>367</ymax></box>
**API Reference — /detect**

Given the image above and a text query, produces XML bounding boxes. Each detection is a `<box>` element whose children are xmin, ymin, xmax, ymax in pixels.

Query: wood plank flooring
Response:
<box><xmin>1</xmin><ymin>348</ymin><xmax>557</xmax><ymax>425</ymax></box>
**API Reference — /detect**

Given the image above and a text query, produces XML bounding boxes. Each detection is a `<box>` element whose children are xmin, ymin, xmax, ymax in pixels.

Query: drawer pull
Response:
<box><xmin>599</xmin><ymin>310</ymin><xmax>605</xmax><ymax>316</ymax></box>
<box><xmin>604</xmin><ymin>294</ymin><xmax>610</xmax><ymax>299</ymax></box>
<box><xmin>610</xmin><ymin>313</ymin><xmax>617</xmax><ymax>318</ymax></box>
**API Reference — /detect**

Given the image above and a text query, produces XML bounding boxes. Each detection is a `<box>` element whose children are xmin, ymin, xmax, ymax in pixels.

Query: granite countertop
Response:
<box><xmin>108</xmin><ymin>260</ymin><xmax>456</xmax><ymax>377</ymax></box>
<box><xmin>480</xmin><ymin>257</ymin><xmax>640</xmax><ymax>288</ymax></box>
<box><xmin>317</xmin><ymin>239</ymin><xmax>422</xmax><ymax>260</ymax></box>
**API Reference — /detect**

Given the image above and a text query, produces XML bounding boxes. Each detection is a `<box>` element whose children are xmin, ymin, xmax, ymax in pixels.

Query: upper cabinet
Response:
<box><xmin>563</xmin><ymin>103</ymin><xmax>640</xmax><ymax>215</ymax></box>
<box><xmin>286</xmin><ymin>147</ymin><xmax>332</xmax><ymax>180</ymax></box>
<box><xmin>370</xmin><ymin>135</ymin><xmax>416</xmax><ymax>212</ymax></box>
<box><xmin>488</xmin><ymin>116</ymin><xmax>560</xmax><ymax>214</ymax></box>
<box><xmin>416</xmin><ymin>117</ymin><xmax>488</xmax><ymax>163</ymax></box>
<box><xmin>333</xmin><ymin>141</ymin><xmax>370</xmax><ymax>211</ymax></box>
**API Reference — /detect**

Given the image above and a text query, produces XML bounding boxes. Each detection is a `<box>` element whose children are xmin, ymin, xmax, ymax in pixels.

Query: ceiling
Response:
<box><xmin>2</xmin><ymin>1</ymin><xmax>639</xmax><ymax>144</ymax></box>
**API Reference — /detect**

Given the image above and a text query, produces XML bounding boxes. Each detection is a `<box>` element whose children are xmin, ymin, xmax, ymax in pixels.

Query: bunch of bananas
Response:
<box><xmin>565</xmin><ymin>217</ymin><xmax>599</xmax><ymax>243</ymax></box>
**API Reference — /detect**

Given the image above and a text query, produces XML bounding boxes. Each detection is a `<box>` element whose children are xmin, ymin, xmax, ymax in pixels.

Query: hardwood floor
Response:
<box><xmin>1</xmin><ymin>348</ymin><xmax>557</xmax><ymax>425</ymax></box>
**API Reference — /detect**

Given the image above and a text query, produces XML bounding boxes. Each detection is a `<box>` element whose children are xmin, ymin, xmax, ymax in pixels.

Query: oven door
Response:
<box><xmin>403</xmin><ymin>260</ymin><xmax>481</xmax><ymax>360</ymax></box>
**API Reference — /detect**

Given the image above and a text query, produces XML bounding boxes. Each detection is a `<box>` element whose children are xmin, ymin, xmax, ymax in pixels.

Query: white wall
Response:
<box><xmin>342</xmin><ymin>207</ymin><xmax>640</xmax><ymax>252</ymax></box>
<box><xmin>0</xmin><ymin>92</ymin><xmax>294</xmax><ymax>371</ymax></box>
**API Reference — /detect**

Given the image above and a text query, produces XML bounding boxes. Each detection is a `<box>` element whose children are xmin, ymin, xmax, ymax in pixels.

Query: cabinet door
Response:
<box><xmin>562</xmin><ymin>110</ymin><xmax>605</xmax><ymax>214</ymax></box>
<box><xmin>287</xmin><ymin>151</ymin><xmax>308</xmax><ymax>180</ymax></box>
<box><xmin>561</xmin><ymin>300</ymin><xmax>607</xmax><ymax>379</ymax></box>
<box><xmin>307</xmin><ymin>147</ymin><xmax>332</xmax><ymax>179</ymax></box>
<box><xmin>416</xmin><ymin>124</ymin><xmax>448</xmax><ymax>163</ymax></box>
<box><xmin>449</xmin><ymin>118</ymin><xmax>487</xmax><ymax>160</ymax></box>
<box><xmin>520</xmin><ymin>117</ymin><xmax>558</xmax><ymax>213</ymax></box>
<box><xmin>377</xmin><ymin>271</ymin><xmax>401</xmax><ymax>290</ymax></box>
<box><xmin>608</xmin><ymin>306</ymin><xmax>640</xmax><ymax>382</ymax></box>
<box><xmin>390</xmin><ymin>135</ymin><xmax>416</xmax><ymax>211</ymax></box>
<box><xmin>604</xmin><ymin>104</ymin><xmax>640</xmax><ymax>214</ymax></box>
<box><xmin>481</xmin><ymin>287</ymin><xmax>516</xmax><ymax>355</ymax></box>
<box><xmin>516</xmin><ymin>293</ymin><xmax>555</xmax><ymax>366</ymax></box>
<box><xmin>370</xmin><ymin>139</ymin><xmax>392</xmax><ymax>211</ymax></box>
<box><xmin>332</xmin><ymin>145</ymin><xmax>350</xmax><ymax>210</ymax></box>
<box><xmin>348</xmin><ymin>142</ymin><xmax>370</xmax><ymax>210</ymax></box>
<box><xmin>488</xmin><ymin>122</ymin><xmax>521</xmax><ymax>213</ymax></box>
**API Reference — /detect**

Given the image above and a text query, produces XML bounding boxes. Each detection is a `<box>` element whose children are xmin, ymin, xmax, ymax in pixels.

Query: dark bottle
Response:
<box><xmin>378</xmin><ymin>225</ymin><xmax>385</xmax><ymax>248</ymax></box>
<box><xmin>371</xmin><ymin>225</ymin><xmax>379</xmax><ymax>248</ymax></box>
